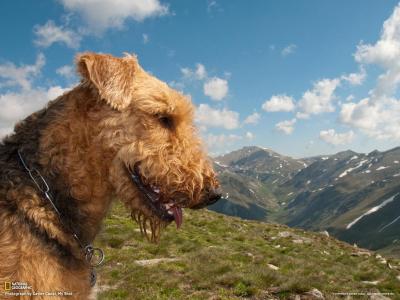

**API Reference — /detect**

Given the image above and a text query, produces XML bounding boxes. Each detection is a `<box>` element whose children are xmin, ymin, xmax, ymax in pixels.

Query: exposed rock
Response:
<box><xmin>278</xmin><ymin>230</ymin><xmax>313</xmax><ymax>245</ymax></box>
<box><xmin>292</xmin><ymin>239</ymin><xmax>304</xmax><ymax>244</ymax></box>
<box><xmin>320</xmin><ymin>230</ymin><xmax>329</xmax><ymax>237</ymax></box>
<box><xmin>97</xmin><ymin>284</ymin><xmax>113</xmax><ymax>292</ymax></box>
<box><xmin>361</xmin><ymin>280</ymin><xmax>379</xmax><ymax>285</ymax></box>
<box><xmin>278</xmin><ymin>231</ymin><xmax>291</xmax><ymax>238</ymax></box>
<box><xmin>267</xmin><ymin>263</ymin><xmax>279</xmax><ymax>270</ymax></box>
<box><xmin>301</xmin><ymin>237</ymin><xmax>313</xmax><ymax>244</ymax></box>
<box><xmin>303</xmin><ymin>288</ymin><xmax>324</xmax><ymax>299</ymax></box>
<box><xmin>135</xmin><ymin>258</ymin><xmax>179</xmax><ymax>266</ymax></box>
<box><xmin>351</xmin><ymin>250</ymin><xmax>371</xmax><ymax>257</ymax></box>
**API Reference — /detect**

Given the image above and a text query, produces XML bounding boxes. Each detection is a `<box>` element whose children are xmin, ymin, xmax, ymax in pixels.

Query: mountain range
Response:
<box><xmin>209</xmin><ymin>146</ymin><xmax>400</xmax><ymax>257</ymax></box>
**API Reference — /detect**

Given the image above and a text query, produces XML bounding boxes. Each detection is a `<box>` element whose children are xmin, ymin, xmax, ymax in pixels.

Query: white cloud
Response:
<box><xmin>354</xmin><ymin>3</ymin><xmax>400</xmax><ymax>99</ymax></box>
<box><xmin>0</xmin><ymin>127</ymin><xmax>13</xmax><ymax>138</ymax></box>
<box><xmin>338</xmin><ymin>4</ymin><xmax>400</xmax><ymax>140</ymax></box>
<box><xmin>179</xmin><ymin>64</ymin><xmax>229</xmax><ymax>101</ymax></box>
<box><xmin>297</xmin><ymin>78</ymin><xmax>340</xmax><ymax>118</ymax></box>
<box><xmin>0</xmin><ymin>54</ymin><xmax>70</xmax><ymax>138</ymax></box>
<box><xmin>281</xmin><ymin>44</ymin><xmax>297</xmax><ymax>56</ymax></box>
<box><xmin>295</xmin><ymin>112</ymin><xmax>309</xmax><ymax>119</ymax></box>
<box><xmin>33</xmin><ymin>20</ymin><xmax>81</xmax><ymax>48</ymax></box>
<box><xmin>195</xmin><ymin>64</ymin><xmax>207</xmax><ymax>80</ymax></box>
<box><xmin>341</xmin><ymin>67</ymin><xmax>366</xmax><ymax>86</ymax></box>
<box><xmin>275</xmin><ymin>118</ymin><xmax>296</xmax><ymax>135</ymax></box>
<box><xmin>0</xmin><ymin>87</ymin><xmax>68</xmax><ymax>125</ymax></box>
<box><xmin>243</xmin><ymin>112</ymin><xmax>260</xmax><ymax>124</ymax></box>
<box><xmin>180</xmin><ymin>68</ymin><xmax>191</xmax><ymax>78</ymax></box>
<box><xmin>60</xmin><ymin>0</ymin><xmax>169</xmax><ymax>33</ymax></box>
<box><xmin>142</xmin><ymin>33</ymin><xmax>149</xmax><ymax>44</ymax></box>
<box><xmin>203</xmin><ymin>77</ymin><xmax>228</xmax><ymax>100</ymax></box>
<box><xmin>56</xmin><ymin>65</ymin><xmax>75</xmax><ymax>79</ymax></box>
<box><xmin>354</xmin><ymin>4</ymin><xmax>400</xmax><ymax>69</ymax></box>
<box><xmin>207</xmin><ymin>0</ymin><xmax>218</xmax><ymax>13</ymax></box>
<box><xmin>0</xmin><ymin>53</ymin><xmax>45</xmax><ymax>91</ymax></box>
<box><xmin>245</xmin><ymin>131</ymin><xmax>254</xmax><ymax>140</ymax></box>
<box><xmin>195</xmin><ymin>104</ymin><xmax>239</xmax><ymax>130</ymax></box>
<box><xmin>168</xmin><ymin>80</ymin><xmax>185</xmax><ymax>92</ymax></box>
<box><xmin>262</xmin><ymin>94</ymin><xmax>295</xmax><ymax>112</ymax></box>
<box><xmin>47</xmin><ymin>86</ymin><xmax>70</xmax><ymax>100</ymax></box>
<box><xmin>0</xmin><ymin>86</ymin><xmax>70</xmax><ymax>138</ymax></box>
<box><xmin>340</xmin><ymin>97</ymin><xmax>400</xmax><ymax>139</ymax></box>
<box><xmin>319</xmin><ymin>129</ymin><xmax>354</xmax><ymax>145</ymax></box>
<box><xmin>181</xmin><ymin>63</ymin><xmax>207</xmax><ymax>81</ymax></box>
<box><xmin>204</xmin><ymin>133</ymin><xmax>242</xmax><ymax>154</ymax></box>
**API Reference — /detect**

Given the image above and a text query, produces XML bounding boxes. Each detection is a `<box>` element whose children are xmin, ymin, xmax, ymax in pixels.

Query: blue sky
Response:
<box><xmin>1</xmin><ymin>0</ymin><xmax>400</xmax><ymax>158</ymax></box>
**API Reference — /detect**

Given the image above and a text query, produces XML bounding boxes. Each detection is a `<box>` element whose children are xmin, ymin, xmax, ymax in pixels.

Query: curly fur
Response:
<box><xmin>0</xmin><ymin>52</ymin><xmax>219</xmax><ymax>299</ymax></box>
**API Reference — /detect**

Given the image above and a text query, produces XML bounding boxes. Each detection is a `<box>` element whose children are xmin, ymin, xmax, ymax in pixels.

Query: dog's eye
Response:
<box><xmin>157</xmin><ymin>115</ymin><xmax>174</xmax><ymax>129</ymax></box>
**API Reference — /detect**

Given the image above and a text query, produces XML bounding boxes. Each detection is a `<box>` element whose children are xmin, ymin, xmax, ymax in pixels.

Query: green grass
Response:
<box><xmin>95</xmin><ymin>203</ymin><xmax>400</xmax><ymax>299</ymax></box>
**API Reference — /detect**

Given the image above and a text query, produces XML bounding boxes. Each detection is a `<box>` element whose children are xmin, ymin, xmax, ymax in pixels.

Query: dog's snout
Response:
<box><xmin>207</xmin><ymin>188</ymin><xmax>222</xmax><ymax>205</ymax></box>
<box><xmin>190</xmin><ymin>187</ymin><xmax>222</xmax><ymax>209</ymax></box>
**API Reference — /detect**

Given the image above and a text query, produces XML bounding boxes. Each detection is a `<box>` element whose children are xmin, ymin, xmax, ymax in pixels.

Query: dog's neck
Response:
<box><xmin>1</xmin><ymin>84</ymin><xmax>119</xmax><ymax>258</ymax></box>
<box><xmin>25</xmin><ymin>85</ymin><xmax>117</xmax><ymax>245</ymax></box>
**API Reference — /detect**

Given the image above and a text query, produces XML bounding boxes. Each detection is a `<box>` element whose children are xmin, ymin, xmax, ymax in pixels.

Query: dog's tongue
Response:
<box><xmin>171</xmin><ymin>206</ymin><xmax>183</xmax><ymax>229</ymax></box>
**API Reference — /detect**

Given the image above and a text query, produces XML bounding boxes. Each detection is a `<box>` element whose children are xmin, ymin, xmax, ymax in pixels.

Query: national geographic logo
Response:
<box><xmin>2</xmin><ymin>281</ymin><xmax>73</xmax><ymax>297</ymax></box>
<box><xmin>3</xmin><ymin>281</ymin><xmax>32</xmax><ymax>291</ymax></box>
<box><xmin>4</xmin><ymin>282</ymin><xmax>11</xmax><ymax>291</ymax></box>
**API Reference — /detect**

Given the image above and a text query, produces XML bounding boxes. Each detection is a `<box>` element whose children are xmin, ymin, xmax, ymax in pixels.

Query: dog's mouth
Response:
<box><xmin>126</xmin><ymin>162</ymin><xmax>184</xmax><ymax>228</ymax></box>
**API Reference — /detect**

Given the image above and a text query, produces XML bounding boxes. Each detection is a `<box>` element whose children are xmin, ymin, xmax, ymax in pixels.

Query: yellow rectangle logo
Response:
<box><xmin>4</xmin><ymin>282</ymin><xmax>11</xmax><ymax>291</ymax></box>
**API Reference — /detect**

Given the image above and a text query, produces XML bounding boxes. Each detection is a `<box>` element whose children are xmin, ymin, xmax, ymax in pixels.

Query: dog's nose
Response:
<box><xmin>206</xmin><ymin>188</ymin><xmax>222</xmax><ymax>206</ymax></box>
<box><xmin>190</xmin><ymin>187</ymin><xmax>222</xmax><ymax>209</ymax></box>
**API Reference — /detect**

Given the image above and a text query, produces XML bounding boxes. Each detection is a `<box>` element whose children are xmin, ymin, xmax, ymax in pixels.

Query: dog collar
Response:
<box><xmin>17</xmin><ymin>149</ymin><xmax>104</xmax><ymax>287</ymax></box>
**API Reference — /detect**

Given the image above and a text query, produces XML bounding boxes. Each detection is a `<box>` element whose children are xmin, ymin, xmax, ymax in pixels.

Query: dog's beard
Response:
<box><xmin>131</xmin><ymin>210</ymin><xmax>168</xmax><ymax>243</ymax></box>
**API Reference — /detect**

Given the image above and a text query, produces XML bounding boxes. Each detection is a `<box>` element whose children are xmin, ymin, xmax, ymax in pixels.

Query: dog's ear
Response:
<box><xmin>76</xmin><ymin>52</ymin><xmax>139</xmax><ymax>110</ymax></box>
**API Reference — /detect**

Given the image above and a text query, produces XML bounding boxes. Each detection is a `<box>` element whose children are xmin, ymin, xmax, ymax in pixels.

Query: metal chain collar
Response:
<box><xmin>17</xmin><ymin>150</ymin><xmax>104</xmax><ymax>286</ymax></box>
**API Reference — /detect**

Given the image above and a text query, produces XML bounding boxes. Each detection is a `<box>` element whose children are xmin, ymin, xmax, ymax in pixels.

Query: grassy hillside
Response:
<box><xmin>95</xmin><ymin>203</ymin><xmax>400</xmax><ymax>300</ymax></box>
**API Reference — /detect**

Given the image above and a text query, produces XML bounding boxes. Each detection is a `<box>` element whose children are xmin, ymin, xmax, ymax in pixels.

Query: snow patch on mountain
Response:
<box><xmin>376</xmin><ymin>166</ymin><xmax>389</xmax><ymax>171</ymax></box>
<box><xmin>214</xmin><ymin>161</ymin><xmax>228</xmax><ymax>167</ymax></box>
<box><xmin>338</xmin><ymin>159</ymin><xmax>369</xmax><ymax>178</ymax></box>
<box><xmin>346</xmin><ymin>194</ymin><xmax>399</xmax><ymax>229</ymax></box>
<box><xmin>347</xmin><ymin>156</ymin><xmax>359</xmax><ymax>163</ymax></box>
<box><xmin>379</xmin><ymin>215</ymin><xmax>400</xmax><ymax>232</ymax></box>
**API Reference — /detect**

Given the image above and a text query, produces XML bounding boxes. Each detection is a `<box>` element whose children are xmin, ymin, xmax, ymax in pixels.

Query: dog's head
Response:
<box><xmin>76</xmin><ymin>52</ymin><xmax>221</xmax><ymax>241</ymax></box>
